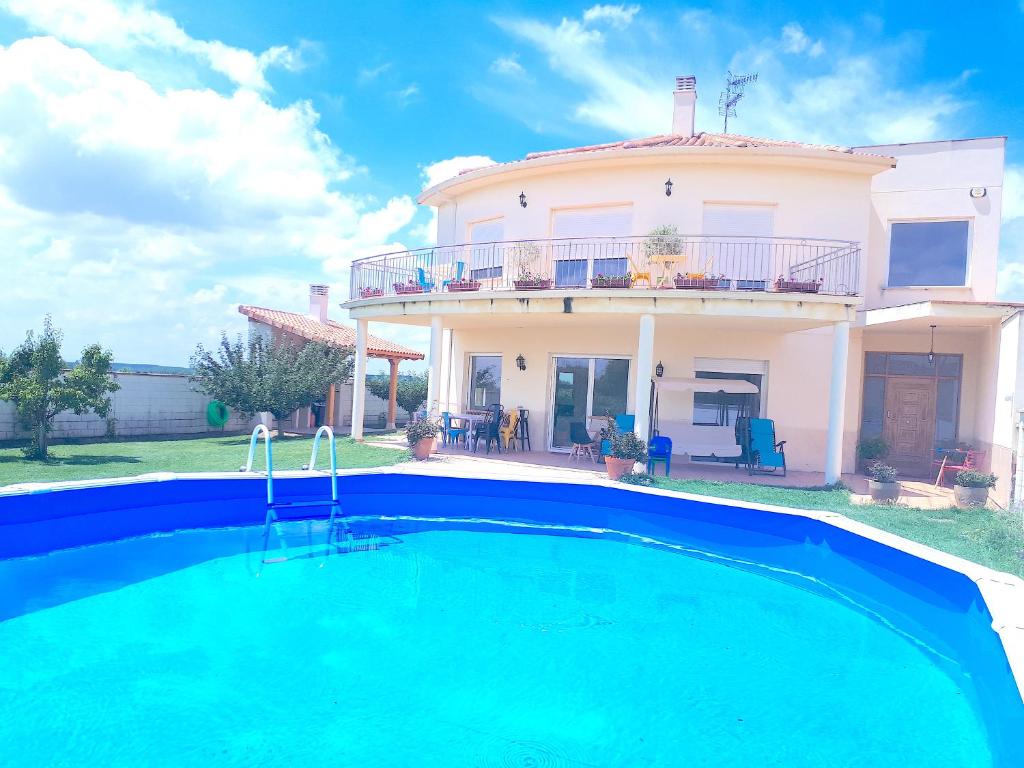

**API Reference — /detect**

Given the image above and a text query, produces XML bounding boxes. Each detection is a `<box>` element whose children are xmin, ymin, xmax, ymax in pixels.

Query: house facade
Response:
<box><xmin>343</xmin><ymin>76</ymin><xmax>1022</xmax><ymax>501</ymax></box>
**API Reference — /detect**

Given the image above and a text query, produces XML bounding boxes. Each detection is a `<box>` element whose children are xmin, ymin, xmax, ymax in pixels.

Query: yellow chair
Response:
<box><xmin>627</xmin><ymin>252</ymin><xmax>653</xmax><ymax>288</ymax></box>
<box><xmin>499</xmin><ymin>408</ymin><xmax>520</xmax><ymax>451</ymax></box>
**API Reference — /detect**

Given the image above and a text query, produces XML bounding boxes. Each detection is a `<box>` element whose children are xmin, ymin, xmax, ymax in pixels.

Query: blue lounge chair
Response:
<box><xmin>416</xmin><ymin>267</ymin><xmax>435</xmax><ymax>292</ymax></box>
<box><xmin>441</xmin><ymin>261</ymin><xmax>466</xmax><ymax>290</ymax></box>
<box><xmin>647</xmin><ymin>435</ymin><xmax>672</xmax><ymax>476</ymax></box>
<box><xmin>442</xmin><ymin>411</ymin><xmax>469</xmax><ymax>448</ymax></box>
<box><xmin>744</xmin><ymin>418</ymin><xmax>786</xmax><ymax>476</ymax></box>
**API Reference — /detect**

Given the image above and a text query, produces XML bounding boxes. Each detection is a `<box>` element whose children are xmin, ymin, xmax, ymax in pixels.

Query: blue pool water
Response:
<box><xmin>1</xmin><ymin>475</ymin><xmax>1022</xmax><ymax>766</ymax></box>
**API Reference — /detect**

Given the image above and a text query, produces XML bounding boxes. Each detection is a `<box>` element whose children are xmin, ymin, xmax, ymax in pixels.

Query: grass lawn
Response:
<box><xmin>653</xmin><ymin>477</ymin><xmax>1024</xmax><ymax>578</ymax></box>
<box><xmin>0</xmin><ymin>433</ymin><xmax>408</xmax><ymax>487</ymax></box>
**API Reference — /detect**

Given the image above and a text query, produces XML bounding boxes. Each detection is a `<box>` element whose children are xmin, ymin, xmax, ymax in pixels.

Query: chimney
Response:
<box><xmin>672</xmin><ymin>75</ymin><xmax>697</xmax><ymax>137</ymax></box>
<box><xmin>309</xmin><ymin>284</ymin><xmax>329</xmax><ymax>323</ymax></box>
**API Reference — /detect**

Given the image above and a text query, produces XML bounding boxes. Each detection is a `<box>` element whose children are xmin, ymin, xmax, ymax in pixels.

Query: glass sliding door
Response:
<box><xmin>550</xmin><ymin>356</ymin><xmax>630</xmax><ymax>449</ymax></box>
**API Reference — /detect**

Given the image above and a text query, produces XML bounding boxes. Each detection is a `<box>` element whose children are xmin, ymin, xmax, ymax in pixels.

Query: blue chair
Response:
<box><xmin>441</xmin><ymin>261</ymin><xmax>466</xmax><ymax>290</ymax></box>
<box><xmin>647</xmin><ymin>435</ymin><xmax>672</xmax><ymax>476</ymax></box>
<box><xmin>744</xmin><ymin>418</ymin><xmax>786</xmax><ymax>476</ymax></box>
<box><xmin>442</xmin><ymin>411</ymin><xmax>469</xmax><ymax>448</ymax></box>
<box><xmin>416</xmin><ymin>267</ymin><xmax>435</xmax><ymax>292</ymax></box>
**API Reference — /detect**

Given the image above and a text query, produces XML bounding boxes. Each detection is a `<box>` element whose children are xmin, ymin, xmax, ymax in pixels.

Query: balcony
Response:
<box><xmin>348</xmin><ymin>235</ymin><xmax>861</xmax><ymax>301</ymax></box>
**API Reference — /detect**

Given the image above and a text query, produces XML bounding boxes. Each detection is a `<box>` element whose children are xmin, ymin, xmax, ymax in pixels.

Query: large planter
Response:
<box><xmin>953</xmin><ymin>484</ymin><xmax>989</xmax><ymax>507</ymax></box>
<box><xmin>410</xmin><ymin>437</ymin><xmax>437</xmax><ymax>460</ymax></box>
<box><xmin>735</xmin><ymin>279</ymin><xmax>767</xmax><ymax>291</ymax></box>
<box><xmin>446</xmin><ymin>281</ymin><xmax>481</xmax><ymax>292</ymax></box>
<box><xmin>514</xmin><ymin>279</ymin><xmax>553</xmax><ymax>291</ymax></box>
<box><xmin>591</xmin><ymin>277</ymin><xmax>633</xmax><ymax>289</ymax></box>
<box><xmin>394</xmin><ymin>284</ymin><xmax>425</xmax><ymax>295</ymax></box>
<box><xmin>674</xmin><ymin>277</ymin><xmax>729</xmax><ymax>290</ymax></box>
<box><xmin>775</xmin><ymin>279</ymin><xmax>822</xmax><ymax>293</ymax></box>
<box><xmin>359</xmin><ymin>287</ymin><xmax>384</xmax><ymax>298</ymax></box>
<box><xmin>868</xmin><ymin>480</ymin><xmax>901</xmax><ymax>504</ymax></box>
<box><xmin>605</xmin><ymin>456</ymin><xmax>636</xmax><ymax>481</ymax></box>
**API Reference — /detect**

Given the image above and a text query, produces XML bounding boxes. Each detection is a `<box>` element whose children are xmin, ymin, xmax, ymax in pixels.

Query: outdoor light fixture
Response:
<box><xmin>519</xmin><ymin>191</ymin><xmax>528</xmax><ymax>208</ymax></box>
<box><xmin>928</xmin><ymin>324</ymin><xmax>936</xmax><ymax>364</ymax></box>
<box><xmin>970</xmin><ymin>187</ymin><xmax>987</xmax><ymax>199</ymax></box>
<box><xmin>655</xmin><ymin>360</ymin><xmax>665</xmax><ymax>377</ymax></box>
<box><xmin>516</xmin><ymin>354</ymin><xmax>527</xmax><ymax>371</ymax></box>
<box><xmin>664</xmin><ymin>179</ymin><xmax>673</xmax><ymax>197</ymax></box>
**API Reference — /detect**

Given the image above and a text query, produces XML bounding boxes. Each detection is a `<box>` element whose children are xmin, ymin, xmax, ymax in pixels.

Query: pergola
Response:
<box><xmin>238</xmin><ymin>305</ymin><xmax>423</xmax><ymax>429</ymax></box>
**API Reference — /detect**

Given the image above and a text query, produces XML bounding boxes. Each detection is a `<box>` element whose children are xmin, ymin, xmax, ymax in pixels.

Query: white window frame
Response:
<box><xmin>884</xmin><ymin>217</ymin><xmax>973</xmax><ymax>289</ymax></box>
<box><xmin>548</xmin><ymin>204</ymin><xmax>634</xmax><ymax>284</ymax></box>
<box><xmin>546</xmin><ymin>353</ymin><xmax>632</xmax><ymax>451</ymax></box>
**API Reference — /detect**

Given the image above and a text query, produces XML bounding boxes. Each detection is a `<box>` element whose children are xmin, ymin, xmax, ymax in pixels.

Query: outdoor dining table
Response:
<box><xmin>450</xmin><ymin>412</ymin><xmax>487</xmax><ymax>451</ymax></box>
<box><xmin>648</xmin><ymin>254</ymin><xmax>687</xmax><ymax>288</ymax></box>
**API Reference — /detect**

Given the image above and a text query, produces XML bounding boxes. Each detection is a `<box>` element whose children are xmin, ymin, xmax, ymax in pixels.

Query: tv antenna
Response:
<box><xmin>719</xmin><ymin>71</ymin><xmax>758</xmax><ymax>133</ymax></box>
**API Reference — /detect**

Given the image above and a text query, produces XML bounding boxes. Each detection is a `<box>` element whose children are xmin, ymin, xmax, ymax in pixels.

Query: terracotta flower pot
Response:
<box><xmin>953</xmin><ymin>484</ymin><xmax>989</xmax><ymax>507</ymax></box>
<box><xmin>411</xmin><ymin>437</ymin><xmax>436</xmax><ymax>460</ymax></box>
<box><xmin>868</xmin><ymin>480</ymin><xmax>901</xmax><ymax>504</ymax></box>
<box><xmin>605</xmin><ymin>456</ymin><xmax>635</xmax><ymax>481</ymax></box>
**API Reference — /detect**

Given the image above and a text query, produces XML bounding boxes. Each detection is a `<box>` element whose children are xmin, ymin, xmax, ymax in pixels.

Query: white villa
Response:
<box><xmin>343</xmin><ymin>76</ymin><xmax>1022</xmax><ymax>502</ymax></box>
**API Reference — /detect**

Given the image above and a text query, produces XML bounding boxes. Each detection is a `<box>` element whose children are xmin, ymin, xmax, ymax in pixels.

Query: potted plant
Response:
<box><xmin>590</xmin><ymin>273</ymin><xmax>633</xmax><ymax>289</ymax></box>
<box><xmin>953</xmin><ymin>469</ymin><xmax>996</xmax><ymax>507</ymax></box>
<box><xmin>857</xmin><ymin>437</ymin><xmax>889</xmax><ymax>471</ymax></box>
<box><xmin>359</xmin><ymin>287</ymin><xmax>384</xmax><ymax>298</ymax></box>
<box><xmin>446</xmin><ymin>278</ymin><xmax>481</xmax><ymax>292</ymax></box>
<box><xmin>674</xmin><ymin>272</ymin><xmax>728</xmax><ymax>290</ymax></box>
<box><xmin>405</xmin><ymin>418</ymin><xmax>440</xmax><ymax>460</ymax></box>
<box><xmin>642</xmin><ymin>225</ymin><xmax>685</xmax><ymax>261</ymax></box>
<box><xmin>774</xmin><ymin>276</ymin><xmax>824</xmax><ymax>293</ymax></box>
<box><xmin>604</xmin><ymin>422</ymin><xmax>648</xmax><ymax>481</ymax></box>
<box><xmin>866</xmin><ymin>462</ymin><xmax>900</xmax><ymax>503</ymax></box>
<box><xmin>513</xmin><ymin>269</ymin><xmax>553</xmax><ymax>290</ymax></box>
<box><xmin>394</xmin><ymin>279</ymin><xmax>424</xmax><ymax>295</ymax></box>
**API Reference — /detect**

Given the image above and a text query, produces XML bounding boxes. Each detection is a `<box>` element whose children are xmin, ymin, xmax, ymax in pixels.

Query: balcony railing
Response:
<box><xmin>348</xmin><ymin>235</ymin><xmax>861</xmax><ymax>300</ymax></box>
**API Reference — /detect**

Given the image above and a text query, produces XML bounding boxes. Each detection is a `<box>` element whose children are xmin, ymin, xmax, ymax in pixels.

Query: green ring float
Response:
<box><xmin>206</xmin><ymin>400</ymin><xmax>230</xmax><ymax>427</ymax></box>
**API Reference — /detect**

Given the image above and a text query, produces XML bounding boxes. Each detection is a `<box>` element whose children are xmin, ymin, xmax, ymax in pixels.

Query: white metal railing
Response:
<box><xmin>349</xmin><ymin>234</ymin><xmax>861</xmax><ymax>300</ymax></box>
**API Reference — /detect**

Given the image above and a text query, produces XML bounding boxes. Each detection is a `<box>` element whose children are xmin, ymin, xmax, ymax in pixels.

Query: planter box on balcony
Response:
<box><xmin>446</xmin><ymin>281</ymin><xmax>481</xmax><ymax>292</ymax></box>
<box><xmin>514</xmin><ymin>279</ymin><xmax>553</xmax><ymax>291</ymax></box>
<box><xmin>590</xmin><ymin>276</ymin><xmax>633</xmax><ymax>289</ymax></box>
<box><xmin>394</xmin><ymin>283</ymin><xmax>425</xmax><ymax>295</ymax></box>
<box><xmin>775</xmin><ymin>278</ymin><xmax>822</xmax><ymax>293</ymax></box>
<box><xmin>674</xmin><ymin>277</ymin><xmax>729</xmax><ymax>290</ymax></box>
<box><xmin>359</xmin><ymin>287</ymin><xmax>384</xmax><ymax>298</ymax></box>
<box><xmin>735</xmin><ymin>279</ymin><xmax>767</xmax><ymax>291</ymax></box>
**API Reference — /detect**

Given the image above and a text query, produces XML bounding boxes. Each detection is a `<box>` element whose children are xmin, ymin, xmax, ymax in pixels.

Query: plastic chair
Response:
<box><xmin>627</xmin><ymin>252</ymin><xmax>653</xmax><ymax>288</ymax></box>
<box><xmin>745</xmin><ymin>418</ymin><xmax>786</xmax><ymax>476</ymax></box>
<box><xmin>569</xmin><ymin>422</ymin><xmax>598</xmax><ymax>463</ymax></box>
<box><xmin>473</xmin><ymin>404</ymin><xmax>503</xmax><ymax>454</ymax></box>
<box><xmin>441</xmin><ymin>261</ymin><xmax>466</xmax><ymax>290</ymax></box>
<box><xmin>647</xmin><ymin>435</ymin><xmax>672</xmax><ymax>476</ymax></box>
<box><xmin>416</xmin><ymin>267</ymin><xmax>435</xmax><ymax>292</ymax></box>
<box><xmin>442</xmin><ymin>411</ymin><xmax>469</xmax><ymax>448</ymax></box>
<box><xmin>499</xmin><ymin>408</ymin><xmax>520</xmax><ymax>451</ymax></box>
<box><xmin>933</xmin><ymin>449</ymin><xmax>984</xmax><ymax>487</ymax></box>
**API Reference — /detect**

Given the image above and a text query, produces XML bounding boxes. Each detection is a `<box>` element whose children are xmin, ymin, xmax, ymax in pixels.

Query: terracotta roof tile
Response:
<box><xmin>238</xmin><ymin>305</ymin><xmax>424</xmax><ymax>361</ymax></box>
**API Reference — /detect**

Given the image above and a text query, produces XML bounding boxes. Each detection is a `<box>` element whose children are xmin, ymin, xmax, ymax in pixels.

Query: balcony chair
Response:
<box><xmin>416</xmin><ymin>267</ymin><xmax>435</xmax><ymax>292</ymax></box>
<box><xmin>741</xmin><ymin>418</ymin><xmax>787</xmax><ymax>476</ymax></box>
<box><xmin>473</xmin><ymin>403</ymin><xmax>503</xmax><ymax>453</ymax></box>
<box><xmin>499</xmin><ymin>408</ymin><xmax>520</xmax><ymax>451</ymax></box>
<box><xmin>441</xmin><ymin>261</ymin><xmax>466</xmax><ymax>290</ymax></box>
<box><xmin>647</xmin><ymin>435</ymin><xmax>673</xmax><ymax>476</ymax></box>
<box><xmin>442</xmin><ymin>411</ymin><xmax>469</xmax><ymax>448</ymax></box>
<box><xmin>627</xmin><ymin>252</ymin><xmax>653</xmax><ymax>288</ymax></box>
<box><xmin>569</xmin><ymin>421</ymin><xmax>599</xmax><ymax>463</ymax></box>
<box><xmin>600</xmin><ymin>414</ymin><xmax>636</xmax><ymax>457</ymax></box>
<box><xmin>933</xmin><ymin>449</ymin><xmax>984</xmax><ymax>487</ymax></box>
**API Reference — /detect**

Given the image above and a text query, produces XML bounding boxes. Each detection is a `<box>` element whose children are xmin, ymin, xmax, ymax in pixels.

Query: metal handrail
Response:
<box><xmin>242</xmin><ymin>423</ymin><xmax>274</xmax><ymax>505</ymax></box>
<box><xmin>304</xmin><ymin>425</ymin><xmax>338</xmax><ymax>504</ymax></box>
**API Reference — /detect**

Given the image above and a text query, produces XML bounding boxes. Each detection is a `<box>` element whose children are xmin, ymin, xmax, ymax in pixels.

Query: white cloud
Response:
<box><xmin>357</xmin><ymin>62</ymin><xmax>392</xmax><ymax>83</ymax></box>
<box><xmin>1003</xmin><ymin>165</ymin><xmax>1024</xmax><ymax>221</ymax></box>
<box><xmin>0</xmin><ymin>0</ymin><xmax>304</xmax><ymax>91</ymax></box>
<box><xmin>420</xmin><ymin>155</ymin><xmax>497</xmax><ymax>190</ymax></box>
<box><xmin>490</xmin><ymin>55</ymin><xmax>526</xmax><ymax>77</ymax></box>
<box><xmin>780</xmin><ymin>23</ymin><xmax>824</xmax><ymax>58</ymax></box>
<box><xmin>582</xmin><ymin>4</ymin><xmax>641</xmax><ymax>28</ymax></box>
<box><xmin>394</xmin><ymin>83</ymin><xmax>420</xmax><ymax>106</ymax></box>
<box><xmin>0</xmin><ymin>36</ymin><xmax>417</xmax><ymax>363</ymax></box>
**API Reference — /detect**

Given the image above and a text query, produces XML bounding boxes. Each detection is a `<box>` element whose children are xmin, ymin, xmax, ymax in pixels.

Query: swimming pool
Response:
<box><xmin>1</xmin><ymin>472</ymin><xmax>1022</xmax><ymax>766</ymax></box>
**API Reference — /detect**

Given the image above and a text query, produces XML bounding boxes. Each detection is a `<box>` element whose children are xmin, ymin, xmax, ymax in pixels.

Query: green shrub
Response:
<box><xmin>857</xmin><ymin>438</ymin><xmax>889</xmax><ymax>462</ymax></box>
<box><xmin>867</xmin><ymin>462</ymin><xmax>898</xmax><ymax>483</ymax></box>
<box><xmin>954</xmin><ymin>470</ymin><xmax>996</xmax><ymax>488</ymax></box>
<box><xmin>642</xmin><ymin>225</ymin><xmax>684</xmax><ymax>258</ymax></box>
<box><xmin>405</xmin><ymin>419</ymin><xmax>440</xmax><ymax>443</ymax></box>
<box><xmin>607</xmin><ymin>420</ymin><xmax>648</xmax><ymax>462</ymax></box>
<box><xmin>618</xmin><ymin>471</ymin><xmax>655</xmax><ymax>486</ymax></box>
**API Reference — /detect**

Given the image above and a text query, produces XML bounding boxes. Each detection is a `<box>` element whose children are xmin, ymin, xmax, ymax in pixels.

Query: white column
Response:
<box><xmin>350</xmin><ymin>318</ymin><xmax>368</xmax><ymax>440</ymax></box>
<box><xmin>824</xmin><ymin>320</ymin><xmax>851</xmax><ymax>484</ymax></box>
<box><xmin>633</xmin><ymin>314</ymin><xmax>656</xmax><ymax>440</ymax></box>
<box><xmin>426</xmin><ymin>315</ymin><xmax>443</xmax><ymax>416</ymax></box>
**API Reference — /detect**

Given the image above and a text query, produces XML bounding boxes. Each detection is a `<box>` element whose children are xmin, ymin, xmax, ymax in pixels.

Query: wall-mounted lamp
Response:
<box><xmin>655</xmin><ymin>360</ymin><xmax>665</xmax><ymax>378</ymax></box>
<box><xmin>516</xmin><ymin>354</ymin><xmax>527</xmax><ymax>371</ymax></box>
<box><xmin>519</xmin><ymin>191</ymin><xmax>528</xmax><ymax>208</ymax></box>
<box><xmin>928</xmin><ymin>324</ymin><xmax>936</xmax><ymax>364</ymax></box>
<box><xmin>664</xmin><ymin>179</ymin><xmax>673</xmax><ymax>197</ymax></box>
<box><xmin>970</xmin><ymin>187</ymin><xmax>987</xmax><ymax>199</ymax></box>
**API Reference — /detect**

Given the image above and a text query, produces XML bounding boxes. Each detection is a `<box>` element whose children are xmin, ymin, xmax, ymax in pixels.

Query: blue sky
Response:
<box><xmin>1</xmin><ymin>1</ymin><xmax>1023</xmax><ymax>369</ymax></box>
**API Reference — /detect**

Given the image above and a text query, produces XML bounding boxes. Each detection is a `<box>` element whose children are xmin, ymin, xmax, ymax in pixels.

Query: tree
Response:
<box><xmin>365</xmin><ymin>371</ymin><xmax>428</xmax><ymax>420</ymax></box>
<box><xmin>190</xmin><ymin>333</ymin><xmax>353</xmax><ymax>431</ymax></box>
<box><xmin>0</xmin><ymin>317</ymin><xmax>119</xmax><ymax>459</ymax></box>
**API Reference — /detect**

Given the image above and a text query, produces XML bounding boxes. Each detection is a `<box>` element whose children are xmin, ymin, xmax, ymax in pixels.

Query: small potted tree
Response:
<box><xmin>953</xmin><ymin>470</ymin><xmax>996</xmax><ymax>507</ymax></box>
<box><xmin>857</xmin><ymin>437</ymin><xmax>889</xmax><ymax>471</ymax></box>
<box><xmin>406</xmin><ymin>418</ymin><xmax>440</xmax><ymax>460</ymax></box>
<box><xmin>359</xmin><ymin>287</ymin><xmax>384</xmax><ymax>298</ymax></box>
<box><xmin>866</xmin><ymin>462</ymin><xmax>900</xmax><ymax>503</ymax></box>
<box><xmin>604</xmin><ymin>422</ymin><xmax>648</xmax><ymax>481</ymax></box>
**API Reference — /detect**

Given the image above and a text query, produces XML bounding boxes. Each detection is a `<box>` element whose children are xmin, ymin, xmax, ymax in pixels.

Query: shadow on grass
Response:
<box><xmin>0</xmin><ymin>454</ymin><xmax>143</xmax><ymax>467</ymax></box>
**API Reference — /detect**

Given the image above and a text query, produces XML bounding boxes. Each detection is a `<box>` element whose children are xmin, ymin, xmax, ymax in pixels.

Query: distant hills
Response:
<box><xmin>112</xmin><ymin>362</ymin><xmax>193</xmax><ymax>375</ymax></box>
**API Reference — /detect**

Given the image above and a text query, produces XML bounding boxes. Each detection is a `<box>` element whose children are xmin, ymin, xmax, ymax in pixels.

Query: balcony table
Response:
<box><xmin>649</xmin><ymin>254</ymin><xmax>688</xmax><ymax>288</ymax></box>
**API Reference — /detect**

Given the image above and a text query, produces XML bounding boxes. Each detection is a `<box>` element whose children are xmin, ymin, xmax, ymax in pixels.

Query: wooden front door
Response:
<box><xmin>883</xmin><ymin>377</ymin><xmax>936</xmax><ymax>474</ymax></box>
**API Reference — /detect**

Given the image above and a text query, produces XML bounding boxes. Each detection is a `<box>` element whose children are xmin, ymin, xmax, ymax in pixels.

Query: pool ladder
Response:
<box><xmin>242</xmin><ymin>424</ymin><xmax>350</xmax><ymax>564</ymax></box>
